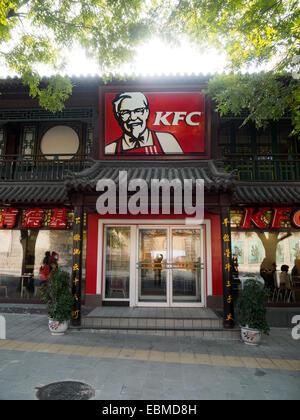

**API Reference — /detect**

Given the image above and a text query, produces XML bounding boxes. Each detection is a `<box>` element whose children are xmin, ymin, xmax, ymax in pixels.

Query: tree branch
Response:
<box><xmin>255</xmin><ymin>231</ymin><xmax>268</xmax><ymax>246</ymax></box>
<box><xmin>7</xmin><ymin>9</ymin><xmax>27</xmax><ymax>19</ymax></box>
<box><xmin>277</xmin><ymin>232</ymin><xmax>292</xmax><ymax>243</ymax></box>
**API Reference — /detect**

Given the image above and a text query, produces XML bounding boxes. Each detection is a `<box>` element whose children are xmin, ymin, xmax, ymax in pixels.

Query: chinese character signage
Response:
<box><xmin>0</xmin><ymin>208</ymin><xmax>73</xmax><ymax>229</ymax></box>
<box><xmin>23</xmin><ymin>208</ymin><xmax>44</xmax><ymax>228</ymax></box>
<box><xmin>71</xmin><ymin>207</ymin><xmax>83</xmax><ymax>326</ymax></box>
<box><xmin>100</xmin><ymin>88</ymin><xmax>208</xmax><ymax>159</ymax></box>
<box><xmin>0</xmin><ymin>208</ymin><xmax>19</xmax><ymax>228</ymax></box>
<box><xmin>221</xmin><ymin>212</ymin><xmax>234</xmax><ymax>328</ymax></box>
<box><xmin>49</xmin><ymin>208</ymin><xmax>69</xmax><ymax>228</ymax></box>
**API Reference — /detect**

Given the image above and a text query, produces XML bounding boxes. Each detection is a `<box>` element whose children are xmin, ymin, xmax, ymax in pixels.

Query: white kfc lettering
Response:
<box><xmin>186</xmin><ymin>111</ymin><xmax>202</xmax><ymax>126</ymax></box>
<box><xmin>153</xmin><ymin>111</ymin><xmax>173</xmax><ymax>126</ymax></box>
<box><xmin>172</xmin><ymin>112</ymin><xmax>187</xmax><ymax>125</ymax></box>
<box><xmin>153</xmin><ymin>111</ymin><xmax>202</xmax><ymax>126</ymax></box>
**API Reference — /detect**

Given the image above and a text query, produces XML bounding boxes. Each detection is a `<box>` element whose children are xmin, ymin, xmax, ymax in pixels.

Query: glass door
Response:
<box><xmin>171</xmin><ymin>229</ymin><xmax>202</xmax><ymax>303</ymax></box>
<box><xmin>137</xmin><ymin>228</ymin><xmax>167</xmax><ymax>303</ymax></box>
<box><xmin>136</xmin><ymin>226</ymin><xmax>203</xmax><ymax>306</ymax></box>
<box><xmin>104</xmin><ymin>227</ymin><xmax>130</xmax><ymax>299</ymax></box>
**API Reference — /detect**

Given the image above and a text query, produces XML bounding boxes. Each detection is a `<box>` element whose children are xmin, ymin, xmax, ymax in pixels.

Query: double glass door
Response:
<box><xmin>137</xmin><ymin>227</ymin><xmax>203</xmax><ymax>305</ymax></box>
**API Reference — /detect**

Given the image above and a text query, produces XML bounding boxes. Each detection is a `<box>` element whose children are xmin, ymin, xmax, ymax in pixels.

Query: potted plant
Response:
<box><xmin>40</xmin><ymin>268</ymin><xmax>74</xmax><ymax>335</ymax></box>
<box><xmin>235</xmin><ymin>279</ymin><xmax>270</xmax><ymax>345</ymax></box>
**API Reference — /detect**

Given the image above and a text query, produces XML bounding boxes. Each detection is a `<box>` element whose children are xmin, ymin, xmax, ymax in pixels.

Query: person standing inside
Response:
<box><xmin>50</xmin><ymin>251</ymin><xmax>59</xmax><ymax>271</ymax></box>
<box><xmin>38</xmin><ymin>251</ymin><xmax>51</xmax><ymax>286</ymax></box>
<box><xmin>154</xmin><ymin>254</ymin><xmax>163</xmax><ymax>286</ymax></box>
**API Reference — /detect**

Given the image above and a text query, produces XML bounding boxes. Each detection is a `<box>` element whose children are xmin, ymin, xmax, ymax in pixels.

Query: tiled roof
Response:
<box><xmin>0</xmin><ymin>181</ymin><xmax>67</xmax><ymax>204</ymax></box>
<box><xmin>0</xmin><ymin>74</ymin><xmax>212</xmax><ymax>92</ymax></box>
<box><xmin>64</xmin><ymin>159</ymin><xmax>236</xmax><ymax>192</ymax></box>
<box><xmin>235</xmin><ymin>182</ymin><xmax>300</xmax><ymax>204</ymax></box>
<box><xmin>1</xmin><ymin>167</ymin><xmax>299</xmax><ymax>205</ymax></box>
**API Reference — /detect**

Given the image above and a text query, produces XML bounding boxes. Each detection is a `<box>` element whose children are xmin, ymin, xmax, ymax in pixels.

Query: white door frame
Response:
<box><xmin>136</xmin><ymin>225</ymin><xmax>204</xmax><ymax>307</ymax></box>
<box><xmin>97</xmin><ymin>219</ymin><xmax>212</xmax><ymax>307</ymax></box>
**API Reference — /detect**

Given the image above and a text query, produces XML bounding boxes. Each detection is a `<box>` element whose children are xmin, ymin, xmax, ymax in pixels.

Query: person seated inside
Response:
<box><xmin>279</xmin><ymin>265</ymin><xmax>291</xmax><ymax>289</ymax></box>
<box><xmin>260</xmin><ymin>259</ymin><xmax>276</xmax><ymax>292</ymax></box>
<box><xmin>291</xmin><ymin>259</ymin><xmax>300</xmax><ymax>283</ymax></box>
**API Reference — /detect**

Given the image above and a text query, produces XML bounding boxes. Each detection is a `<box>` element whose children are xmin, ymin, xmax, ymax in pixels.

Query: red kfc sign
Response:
<box><xmin>240</xmin><ymin>207</ymin><xmax>300</xmax><ymax>229</ymax></box>
<box><xmin>101</xmin><ymin>89</ymin><xmax>207</xmax><ymax>159</ymax></box>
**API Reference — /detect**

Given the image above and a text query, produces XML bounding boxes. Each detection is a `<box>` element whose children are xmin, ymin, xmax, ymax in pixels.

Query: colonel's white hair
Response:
<box><xmin>112</xmin><ymin>91</ymin><xmax>149</xmax><ymax>115</ymax></box>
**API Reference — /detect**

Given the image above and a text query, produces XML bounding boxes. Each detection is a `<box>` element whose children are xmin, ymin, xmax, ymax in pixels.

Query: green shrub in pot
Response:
<box><xmin>235</xmin><ymin>279</ymin><xmax>270</xmax><ymax>341</ymax></box>
<box><xmin>40</xmin><ymin>268</ymin><xmax>73</xmax><ymax>324</ymax></box>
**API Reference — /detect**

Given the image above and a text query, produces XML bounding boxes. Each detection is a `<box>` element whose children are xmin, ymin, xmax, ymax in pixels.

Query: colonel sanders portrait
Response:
<box><xmin>105</xmin><ymin>91</ymin><xmax>183</xmax><ymax>155</ymax></box>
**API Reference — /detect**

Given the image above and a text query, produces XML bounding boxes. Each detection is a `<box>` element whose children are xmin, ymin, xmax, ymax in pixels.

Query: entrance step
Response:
<box><xmin>79</xmin><ymin>307</ymin><xmax>240</xmax><ymax>340</ymax></box>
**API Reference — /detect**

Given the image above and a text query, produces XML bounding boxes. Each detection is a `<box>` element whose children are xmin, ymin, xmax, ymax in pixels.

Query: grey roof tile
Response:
<box><xmin>64</xmin><ymin>159</ymin><xmax>237</xmax><ymax>192</ymax></box>
<box><xmin>0</xmin><ymin>182</ymin><xmax>67</xmax><ymax>203</ymax></box>
<box><xmin>1</xmin><ymin>164</ymin><xmax>300</xmax><ymax>205</ymax></box>
<box><xmin>235</xmin><ymin>183</ymin><xmax>300</xmax><ymax>204</ymax></box>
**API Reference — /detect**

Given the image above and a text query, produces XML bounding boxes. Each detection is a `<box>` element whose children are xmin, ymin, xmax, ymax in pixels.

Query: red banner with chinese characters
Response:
<box><xmin>0</xmin><ymin>208</ymin><xmax>19</xmax><ymax>228</ymax></box>
<box><xmin>102</xmin><ymin>90</ymin><xmax>207</xmax><ymax>158</ymax></box>
<box><xmin>0</xmin><ymin>208</ymin><xmax>73</xmax><ymax>229</ymax></box>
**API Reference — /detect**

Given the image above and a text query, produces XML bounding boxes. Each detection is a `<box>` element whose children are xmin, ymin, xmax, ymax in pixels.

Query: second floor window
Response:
<box><xmin>0</xmin><ymin>128</ymin><xmax>6</xmax><ymax>156</ymax></box>
<box><xmin>21</xmin><ymin>126</ymin><xmax>36</xmax><ymax>157</ymax></box>
<box><xmin>40</xmin><ymin>125</ymin><xmax>80</xmax><ymax>160</ymax></box>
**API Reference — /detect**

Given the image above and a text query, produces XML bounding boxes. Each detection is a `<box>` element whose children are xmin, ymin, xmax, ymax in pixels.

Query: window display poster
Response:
<box><xmin>289</xmin><ymin>238</ymin><xmax>300</xmax><ymax>262</ymax></box>
<box><xmin>231</xmin><ymin>241</ymin><xmax>244</xmax><ymax>264</ymax></box>
<box><xmin>248</xmin><ymin>240</ymin><xmax>263</xmax><ymax>264</ymax></box>
<box><xmin>276</xmin><ymin>243</ymin><xmax>284</xmax><ymax>263</ymax></box>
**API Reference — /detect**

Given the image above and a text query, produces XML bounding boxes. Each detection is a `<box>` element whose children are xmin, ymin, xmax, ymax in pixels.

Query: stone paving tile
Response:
<box><xmin>0</xmin><ymin>312</ymin><xmax>300</xmax><ymax>400</ymax></box>
<box><xmin>86</xmin><ymin>306</ymin><xmax>219</xmax><ymax>319</ymax></box>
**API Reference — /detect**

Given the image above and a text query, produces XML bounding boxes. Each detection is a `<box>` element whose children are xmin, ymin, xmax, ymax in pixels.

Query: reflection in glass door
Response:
<box><xmin>171</xmin><ymin>229</ymin><xmax>202</xmax><ymax>303</ymax></box>
<box><xmin>137</xmin><ymin>227</ymin><xmax>203</xmax><ymax>305</ymax></box>
<box><xmin>105</xmin><ymin>227</ymin><xmax>130</xmax><ymax>299</ymax></box>
<box><xmin>138</xmin><ymin>229</ymin><xmax>167</xmax><ymax>302</ymax></box>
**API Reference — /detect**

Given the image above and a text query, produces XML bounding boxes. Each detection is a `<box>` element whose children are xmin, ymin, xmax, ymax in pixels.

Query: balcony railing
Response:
<box><xmin>2</xmin><ymin>153</ymin><xmax>299</xmax><ymax>182</ymax></box>
<box><xmin>0</xmin><ymin>154</ymin><xmax>92</xmax><ymax>181</ymax></box>
<box><xmin>223</xmin><ymin>154</ymin><xmax>300</xmax><ymax>181</ymax></box>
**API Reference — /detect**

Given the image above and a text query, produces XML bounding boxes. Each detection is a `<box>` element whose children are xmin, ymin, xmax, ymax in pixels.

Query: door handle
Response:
<box><xmin>136</xmin><ymin>262</ymin><xmax>204</xmax><ymax>269</ymax></box>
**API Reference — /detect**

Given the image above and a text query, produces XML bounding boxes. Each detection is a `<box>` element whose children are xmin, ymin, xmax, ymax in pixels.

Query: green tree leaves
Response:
<box><xmin>159</xmin><ymin>0</ymin><xmax>300</xmax><ymax>134</ymax></box>
<box><xmin>206</xmin><ymin>72</ymin><xmax>299</xmax><ymax>134</ymax></box>
<box><xmin>0</xmin><ymin>0</ymin><xmax>153</xmax><ymax>111</ymax></box>
<box><xmin>0</xmin><ymin>0</ymin><xmax>299</xmax><ymax>130</ymax></box>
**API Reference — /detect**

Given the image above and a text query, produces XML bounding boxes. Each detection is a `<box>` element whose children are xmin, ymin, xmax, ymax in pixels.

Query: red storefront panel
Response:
<box><xmin>85</xmin><ymin>214</ymin><xmax>99</xmax><ymax>295</ymax></box>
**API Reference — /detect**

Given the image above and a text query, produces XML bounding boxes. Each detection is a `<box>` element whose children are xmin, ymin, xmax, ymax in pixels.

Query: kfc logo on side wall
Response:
<box><xmin>103</xmin><ymin>91</ymin><xmax>206</xmax><ymax>156</ymax></box>
<box><xmin>240</xmin><ymin>207</ymin><xmax>300</xmax><ymax>229</ymax></box>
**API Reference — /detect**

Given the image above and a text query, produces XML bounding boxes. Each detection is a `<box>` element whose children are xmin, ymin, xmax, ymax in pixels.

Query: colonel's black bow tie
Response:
<box><xmin>132</xmin><ymin>136</ymin><xmax>144</xmax><ymax>148</ymax></box>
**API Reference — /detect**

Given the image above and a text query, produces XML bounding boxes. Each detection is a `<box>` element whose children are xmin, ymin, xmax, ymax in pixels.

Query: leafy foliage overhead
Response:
<box><xmin>159</xmin><ymin>0</ymin><xmax>299</xmax><ymax>134</ymax></box>
<box><xmin>206</xmin><ymin>72</ymin><xmax>299</xmax><ymax>135</ymax></box>
<box><xmin>0</xmin><ymin>1</ymin><xmax>299</xmax><ymax>132</ymax></box>
<box><xmin>160</xmin><ymin>0</ymin><xmax>299</xmax><ymax>72</ymax></box>
<box><xmin>0</xmin><ymin>0</ymin><xmax>154</xmax><ymax>110</ymax></box>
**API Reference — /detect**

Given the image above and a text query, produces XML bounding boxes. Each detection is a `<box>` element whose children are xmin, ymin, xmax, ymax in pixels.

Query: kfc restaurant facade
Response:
<box><xmin>65</xmin><ymin>83</ymin><xmax>236</xmax><ymax>327</ymax></box>
<box><xmin>1</xmin><ymin>76</ymin><xmax>299</xmax><ymax>328</ymax></box>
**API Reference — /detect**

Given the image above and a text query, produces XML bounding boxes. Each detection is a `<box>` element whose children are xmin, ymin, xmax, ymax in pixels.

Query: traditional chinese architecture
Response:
<box><xmin>0</xmin><ymin>75</ymin><xmax>299</xmax><ymax>329</ymax></box>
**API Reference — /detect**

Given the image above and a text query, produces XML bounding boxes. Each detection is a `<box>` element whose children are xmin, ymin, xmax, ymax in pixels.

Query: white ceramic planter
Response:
<box><xmin>241</xmin><ymin>326</ymin><xmax>262</xmax><ymax>345</ymax></box>
<box><xmin>48</xmin><ymin>318</ymin><xmax>69</xmax><ymax>335</ymax></box>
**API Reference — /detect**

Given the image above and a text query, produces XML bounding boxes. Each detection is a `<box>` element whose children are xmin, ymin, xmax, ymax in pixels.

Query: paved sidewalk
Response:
<box><xmin>0</xmin><ymin>312</ymin><xmax>299</xmax><ymax>400</ymax></box>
